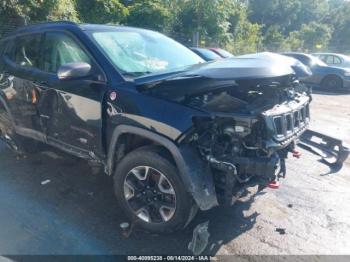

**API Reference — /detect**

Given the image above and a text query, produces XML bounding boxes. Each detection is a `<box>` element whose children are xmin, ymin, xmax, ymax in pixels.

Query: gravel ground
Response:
<box><xmin>0</xmin><ymin>91</ymin><xmax>349</xmax><ymax>256</ymax></box>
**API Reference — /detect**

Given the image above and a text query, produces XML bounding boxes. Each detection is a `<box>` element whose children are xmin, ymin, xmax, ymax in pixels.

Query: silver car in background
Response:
<box><xmin>312</xmin><ymin>53</ymin><xmax>350</xmax><ymax>69</ymax></box>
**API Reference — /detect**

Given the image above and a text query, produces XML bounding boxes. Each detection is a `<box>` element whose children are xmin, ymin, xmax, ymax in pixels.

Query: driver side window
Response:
<box><xmin>43</xmin><ymin>32</ymin><xmax>91</xmax><ymax>73</ymax></box>
<box><xmin>13</xmin><ymin>34</ymin><xmax>41</xmax><ymax>69</ymax></box>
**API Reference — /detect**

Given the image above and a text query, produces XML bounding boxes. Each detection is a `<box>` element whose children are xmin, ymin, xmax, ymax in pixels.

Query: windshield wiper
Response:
<box><xmin>122</xmin><ymin>71</ymin><xmax>153</xmax><ymax>77</ymax></box>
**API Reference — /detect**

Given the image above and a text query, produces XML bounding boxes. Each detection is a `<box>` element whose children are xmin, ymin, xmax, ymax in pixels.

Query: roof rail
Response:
<box><xmin>29</xmin><ymin>21</ymin><xmax>78</xmax><ymax>26</ymax></box>
<box><xmin>7</xmin><ymin>20</ymin><xmax>79</xmax><ymax>36</ymax></box>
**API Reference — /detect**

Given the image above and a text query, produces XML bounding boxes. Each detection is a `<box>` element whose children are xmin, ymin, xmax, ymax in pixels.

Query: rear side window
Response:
<box><xmin>294</xmin><ymin>55</ymin><xmax>311</xmax><ymax>66</ymax></box>
<box><xmin>43</xmin><ymin>32</ymin><xmax>91</xmax><ymax>73</ymax></box>
<box><xmin>325</xmin><ymin>55</ymin><xmax>334</xmax><ymax>64</ymax></box>
<box><xmin>13</xmin><ymin>34</ymin><xmax>41</xmax><ymax>68</ymax></box>
<box><xmin>195</xmin><ymin>48</ymin><xmax>221</xmax><ymax>60</ymax></box>
<box><xmin>333</xmin><ymin>56</ymin><xmax>341</xmax><ymax>64</ymax></box>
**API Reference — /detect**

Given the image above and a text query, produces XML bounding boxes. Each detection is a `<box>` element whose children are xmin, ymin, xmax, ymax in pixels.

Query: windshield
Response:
<box><xmin>91</xmin><ymin>30</ymin><xmax>204</xmax><ymax>77</ymax></box>
<box><xmin>215</xmin><ymin>49</ymin><xmax>234</xmax><ymax>58</ymax></box>
<box><xmin>195</xmin><ymin>48</ymin><xmax>221</xmax><ymax>60</ymax></box>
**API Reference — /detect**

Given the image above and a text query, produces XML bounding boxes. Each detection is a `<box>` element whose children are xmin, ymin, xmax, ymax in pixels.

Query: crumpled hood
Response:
<box><xmin>135</xmin><ymin>57</ymin><xmax>295</xmax><ymax>87</ymax></box>
<box><xmin>238</xmin><ymin>52</ymin><xmax>312</xmax><ymax>79</ymax></box>
<box><xmin>136</xmin><ymin>58</ymin><xmax>297</xmax><ymax>102</ymax></box>
<box><xmin>182</xmin><ymin>57</ymin><xmax>295</xmax><ymax>80</ymax></box>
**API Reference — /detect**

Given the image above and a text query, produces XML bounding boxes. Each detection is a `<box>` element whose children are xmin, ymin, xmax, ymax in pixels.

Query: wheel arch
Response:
<box><xmin>107</xmin><ymin>125</ymin><xmax>218</xmax><ymax>210</ymax></box>
<box><xmin>321</xmin><ymin>73</ymin><xmax>343</xmax><ymax>85</ymax></box>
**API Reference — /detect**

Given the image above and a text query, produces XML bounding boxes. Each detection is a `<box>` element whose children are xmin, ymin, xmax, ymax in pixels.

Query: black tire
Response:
<box><xmin>321</xmin><ymin>75</ymin><xmax>343</xmax><ymax>90</ymax></box>
<box><xmin>113</xmin><ymin>146</ymin><xmax>197</xmax><ymax>233</ymax></box>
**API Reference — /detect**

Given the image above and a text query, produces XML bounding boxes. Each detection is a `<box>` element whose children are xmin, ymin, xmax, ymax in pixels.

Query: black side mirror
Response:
<box><xmin>57</xmin><ymin>62</ymin><xmax>91</xmax><ymax>80</ymax></box>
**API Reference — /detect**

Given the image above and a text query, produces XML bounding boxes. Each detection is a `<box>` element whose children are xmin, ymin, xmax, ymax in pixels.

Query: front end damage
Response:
<box><xmin>138</xmin><ymin>58</ymin><xmax>312</xmax><ymax>209</ymax></box>
<box><xmin>177</xmin><ymin>77</ymin><xmax>311</xmax><ymax>207</ymax></box>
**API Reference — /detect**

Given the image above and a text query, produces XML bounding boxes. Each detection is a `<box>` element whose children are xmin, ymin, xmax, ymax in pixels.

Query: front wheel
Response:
<box><xmin>321</xmin><ymin>75</ymin><xmax>343</xmax><ymax>90</ymax></box>
<box><xmin>113</xmin><ymin>146</ymin><xmax>197</xmax><ymax>233</ymax></box>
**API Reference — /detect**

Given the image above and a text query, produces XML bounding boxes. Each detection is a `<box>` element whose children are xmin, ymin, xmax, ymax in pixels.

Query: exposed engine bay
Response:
<box><xmin>138</xmin><ymin>58</ymin><xmax>313</xmax><ymax>207</ymax></box>
<box><xmin>180</xmin><ymin>76</ymin><xmax>312</xmax><ymax>205</ymax></box>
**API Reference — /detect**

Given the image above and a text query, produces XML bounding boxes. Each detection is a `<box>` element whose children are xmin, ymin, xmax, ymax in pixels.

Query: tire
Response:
<box><xmin>321</xmin><ymin>75</ymin><xmax>343</xmax><ymax>90</ymax></box>
<box><xmin>113</xmin><ymin>146</ymin><xmax>197</xmax><ymax>233</ymax></box>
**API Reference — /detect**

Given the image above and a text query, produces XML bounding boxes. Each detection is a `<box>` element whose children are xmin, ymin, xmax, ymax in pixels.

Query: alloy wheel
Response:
<box><xmin>123</xmin><ymin>166</ymin><xmax>176</xmax><ymax>223</ymax></box>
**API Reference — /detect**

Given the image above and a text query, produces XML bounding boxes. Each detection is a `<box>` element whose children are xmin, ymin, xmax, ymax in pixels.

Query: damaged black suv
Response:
<box><xmin>0</xmin><ymin>22</ymin><xmax>311</xmax><ymax>233</ymax></box>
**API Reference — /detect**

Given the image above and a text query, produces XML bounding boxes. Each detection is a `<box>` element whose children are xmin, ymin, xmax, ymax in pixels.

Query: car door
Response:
<box><xmin>1</xmin><ymin>33</ymin><xmax>44</xmax><ymax>136</ymax></box>
<box><xmin>37</xmin><ymin>31</ymin><xmax>107</xmax><ymax>157</ymax></box>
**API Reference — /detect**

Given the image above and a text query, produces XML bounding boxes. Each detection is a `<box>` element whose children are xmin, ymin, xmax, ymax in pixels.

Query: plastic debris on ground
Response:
<box><xmin>188</xmin><ymin>221</ymin><xmax>210</xmax><ymax>255</ymax></box>
<box><xmin>41</xmin><ymin>179</ymin><xmax>51</xmax><ymax>185</ymax></box>
<box><xmin>276</xmin><ymin>228</ymin><xmax>286</xmax><ymax>235</ymax></box>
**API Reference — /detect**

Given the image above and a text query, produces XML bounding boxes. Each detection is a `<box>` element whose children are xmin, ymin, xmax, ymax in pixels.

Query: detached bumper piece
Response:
<box><xmin>299</xmin><ymin>129</ymin><xmax>349</xmax><ymax>167</ymax></box>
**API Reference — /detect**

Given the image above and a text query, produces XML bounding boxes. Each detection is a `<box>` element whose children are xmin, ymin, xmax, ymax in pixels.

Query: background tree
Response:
<box><xmin>175</xmin><ymin>0</ymin><xmax>232</xmax><ymax>46</ymax></box>
<box><xmin>298</xmin><ymin>22</ymin><xmax>331</xmax><ymax>52</ymax></box>
<box><xmin>325</xmin><ymin>1</ymin><xmax>350</xmax><ymax>53</ymax></box>
<box><xmin>0</xmin><ymin>0</ymin><xmax>79</xmax><ymax>36</ymax></box>
<box><xmin>47</xmin><ymin>0</ymin><xmax>79</xmax><ymax>22</ymax></box>
<box><xmin>262</xmin><ymin>25</ymin><xmax>287</xmax><ymax>51</ymax></box>
<box><xmin>76</xmin><ymin>0</ymin><xmax>128</xmax><ymax>24</ymax></box>
<box><xmin>248</xmin><ymin>0</ymin><xmax>301</xmax><ymax>34</ymax></box>
<box><xmin>226</xmin><ymin>1</ymin><xmax>262</xmax><ymax>54</ymax></box>
<box><xmin>1</xmin><ymin>0</ymin><xmax>350</xmax><ymax>54</ymax></box>
<box><xmin>126</xmin><ymin>0</ymin><xmax>171</xmax><ymax>32</ymax></box>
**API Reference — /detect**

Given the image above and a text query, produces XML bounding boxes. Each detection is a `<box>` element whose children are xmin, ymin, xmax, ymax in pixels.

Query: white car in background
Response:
<box><xmin>312</xmin><ymin>53</ymin><xmax>350</xmax><ymax>69</ymax></box>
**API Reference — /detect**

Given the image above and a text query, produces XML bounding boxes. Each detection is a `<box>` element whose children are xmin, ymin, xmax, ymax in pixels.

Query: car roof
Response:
<box><xmin>240</xmin><ymin>52</ymin><xmax>299</xmax><ymax>64</ymax></box>
<box><xmin>283</xmin><ymin>52</ymin><xmax>312</xmax><ymax>58</ymax></box>
<box><xmin>283</xmin><ymin>52</ymin><xmax>306</xmax><ymax>55</ymax></box>
<box><xmin>312</xmin><ymin>52</ymin><xmax>350</xmax><ymax>59</ymax></box>
<box><xmin>312</xmin><ymin>52</ymin><xmax>343</xmax><ymax>56</ymax></box>
<box><xmin>190</xmin><ymin>47</ymin><xmax>205</xmax><ymax>51</ymax></box>
<box><xmin>208</xmin><ymin>47</ymin><xmax>224</xmax><ymax>52</ymax></box>
<box><xmin>0</xmin><ymin>21</ymin><xmax>152</xmax><ymax>41</ymax></box>
<box><xmin>191</xmin><ymin>47</ymin><xmax>216</xmax><ymax>52</ymax></box>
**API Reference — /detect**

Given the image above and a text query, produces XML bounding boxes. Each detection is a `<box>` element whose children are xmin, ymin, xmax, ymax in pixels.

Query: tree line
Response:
<box><xmin>1</xmin><ymin>0</ymin><xmax>349</xmax><ymax>54</ymax></box>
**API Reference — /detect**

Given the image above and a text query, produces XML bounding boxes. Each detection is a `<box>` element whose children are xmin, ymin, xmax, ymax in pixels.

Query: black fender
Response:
<box><xmin>107</xmin><ymin>125</ymin><xmax>218</xmax><ymax>210</ymax></box>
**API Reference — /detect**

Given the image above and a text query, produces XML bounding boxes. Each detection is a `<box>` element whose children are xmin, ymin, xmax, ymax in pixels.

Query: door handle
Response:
<box><xmin>40</xmin><ymin>114</ymin><xmax>50</xmax><ymax>119</ymax></box>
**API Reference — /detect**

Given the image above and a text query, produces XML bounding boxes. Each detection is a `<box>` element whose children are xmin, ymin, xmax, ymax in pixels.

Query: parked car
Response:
<box><xmin>0</xmin><ymin>22</ymin><xmax>311</xmax><ymax>233</ymax></box>
<box><xmin>238</xmin><ymin>52</ymin><xmax>312</xmax><ymax>81</ymax></box>
<box><xmin>190</xmin><ymin>47</ymin><xmax>222</xmax><ymax>61</ymax></box>
<box><xmin>283</xmin><ymin>52</ymin><xmax>350</xmax><ymax>90</ymax></box>
<box><xmin>208</xmin><ymin>47</ymin><xmax>234</xmax><ymax>58</ymax></box>
<box><xmin>312</xmin><ymin>52</ymin><xmax>350</xmax><ymax>69</ymax></box>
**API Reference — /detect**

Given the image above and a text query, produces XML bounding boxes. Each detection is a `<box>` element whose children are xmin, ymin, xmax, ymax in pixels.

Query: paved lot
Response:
<box><xmin>0</xmin><ymin>91</ymin><xmax>349</xmax><ymax>255</ymax></box>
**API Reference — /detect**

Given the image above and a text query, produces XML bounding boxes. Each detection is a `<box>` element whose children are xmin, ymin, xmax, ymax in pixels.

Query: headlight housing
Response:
<box><xmin>343</xmin><ymin>71</ymin><xmax>350</xmax><ymax>77</ymax></box>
